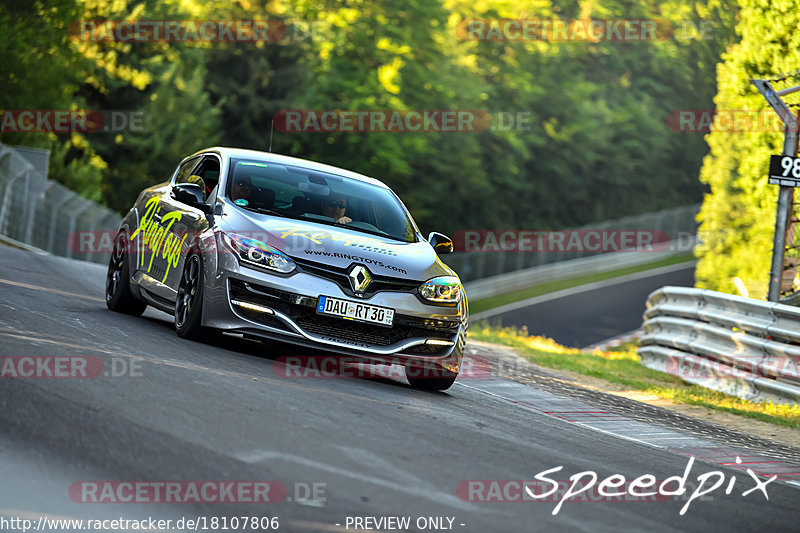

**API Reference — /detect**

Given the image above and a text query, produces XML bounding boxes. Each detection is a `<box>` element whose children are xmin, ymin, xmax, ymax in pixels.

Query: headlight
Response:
<box><xmin>419</xmin><ymin>276</ymin><xmax>462</xmax><ymax>304</ymax></box>
<box><xmin>221</xmin><ymin>232</ymin><xmax>295</xmax><ymax>274</ymax></box>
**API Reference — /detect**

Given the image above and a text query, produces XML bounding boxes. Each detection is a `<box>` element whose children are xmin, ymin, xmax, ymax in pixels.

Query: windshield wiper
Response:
<box><xmin>335</xmin><ymin>223</ymin><xmax>390</xmax><ymax>239</ymax></box>
<box><xmin>295</xmin><ymin>214</ymin><xmax>409</xmax><ymax>242</ymax></box>
<box><xmin>243</xmin><ymin>206</ymin><xmax>288</xmax><ymax>217</ymax></box>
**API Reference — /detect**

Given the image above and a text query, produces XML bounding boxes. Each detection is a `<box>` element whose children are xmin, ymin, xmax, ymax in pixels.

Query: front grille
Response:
<box><xmin>290</xmin><ymin>307</ymin><xmax>452</xmax><ymax>347</ymax></box>
<box><xmin>292</xmin><ymin>310</ymin><xmax>405</xmax><ymax>346</ymax></box>
<box><xmin>229</xmin><ymin>278</ymin><xmax>458</xmax><ymax>348</ymax></box>
<box><xmin>294</xmin><ymin>258</ymin><xmax>418</xmax><ymax>298</ymax></box>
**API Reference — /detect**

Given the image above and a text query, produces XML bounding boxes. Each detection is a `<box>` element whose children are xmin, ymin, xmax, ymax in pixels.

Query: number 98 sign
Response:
<box><xmin>769</xmin><ymin>155</ymin><xmax>800</xmax><ymax>186</ymax></box>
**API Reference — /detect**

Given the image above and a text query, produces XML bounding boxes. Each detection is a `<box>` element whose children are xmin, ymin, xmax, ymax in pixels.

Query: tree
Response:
<box><xmin>71</xmin><ymin>0</ymin><xmax>223</xmax><ymax>211</ymax></box>
<box><xmin>695</xmin><ymin>0</ymin><xmax>800</xmax><ymax>298</ymax></box>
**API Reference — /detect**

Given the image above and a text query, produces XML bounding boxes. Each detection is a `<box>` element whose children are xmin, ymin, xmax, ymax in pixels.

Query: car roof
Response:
<box><xmin>190</xmin><ymin>147</ymin><xmax>390</xmax><ymax>189</ymax></box>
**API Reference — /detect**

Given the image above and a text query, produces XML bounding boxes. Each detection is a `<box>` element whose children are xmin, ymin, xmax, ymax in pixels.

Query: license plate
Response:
<box><xmin>316</xmin><ymin>296</ymin><xmax>394</xmax><ymax>326</ymax></box>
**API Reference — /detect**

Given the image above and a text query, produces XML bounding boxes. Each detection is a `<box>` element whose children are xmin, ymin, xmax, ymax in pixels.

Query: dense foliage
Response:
<box><xmin>2</xmin><ymin>0</ymin><xmax>735</xmax><ymax>238</ymax></box>
<box><xmin>695</xmin><ymin>0</ymin><xmax>800</xmax><ymax>297</ymax></box>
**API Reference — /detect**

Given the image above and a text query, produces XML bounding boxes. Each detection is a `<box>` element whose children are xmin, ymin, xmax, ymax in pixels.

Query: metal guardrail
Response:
<box><xmin>638</xmin><ymin>286</ymin><xmax>800</xmax><ymax>404</ymax></box>
<box><xmin>0</xmin><ymin>143</ymin><xmax>121</xmax><ymax>264</ymax></box>
<box><xmin>464</xmin><ymin>239</ymin><xmax>694</xmax><ymax>301</ymax></box>
<box><xmin>448</xmin><ymin>204</ymin><xmax>700</xmax><ymax>283</ymax></box>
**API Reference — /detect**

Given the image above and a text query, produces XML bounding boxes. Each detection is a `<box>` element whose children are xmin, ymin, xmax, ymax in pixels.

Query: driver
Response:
<box><xmin>321</xmin><ymin>195</ymin><xmax>352</xmax><ymax>224</ymax></box>
<box><xmin>231</xmin><ymin>176</ymin><xmax>252</xmax><ymax>203</ymax></box>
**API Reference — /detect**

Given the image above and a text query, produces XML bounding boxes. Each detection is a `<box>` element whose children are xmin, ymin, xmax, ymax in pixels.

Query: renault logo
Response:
<box><xmin>349</xmin><ymin>265</ymin><xmax>372</xmax><ymax>293</ymax></box>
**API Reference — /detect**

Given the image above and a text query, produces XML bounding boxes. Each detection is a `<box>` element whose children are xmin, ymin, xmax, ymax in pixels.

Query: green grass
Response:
<box><xmin>470</xmin><ymin>325</ymin><xmax>800</xmax><ymax>429</ymax></box>
<box><xmin>469</xmin><ymin>253</ymin><xmax>695</xmax><ymax>314</ymax></box>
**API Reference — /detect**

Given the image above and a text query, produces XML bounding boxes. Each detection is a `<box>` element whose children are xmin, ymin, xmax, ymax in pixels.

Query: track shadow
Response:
<box><xmin>133</xmin><ymin>311</ymin><xmax>413</xmax><ymax>391</ymax></box>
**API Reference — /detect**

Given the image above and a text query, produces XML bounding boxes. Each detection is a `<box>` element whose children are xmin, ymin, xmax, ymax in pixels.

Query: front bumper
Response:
<box><xmin>202</xmin><ymin>252</ymin><xmax>467</xmax><ymax>369</ymax></box>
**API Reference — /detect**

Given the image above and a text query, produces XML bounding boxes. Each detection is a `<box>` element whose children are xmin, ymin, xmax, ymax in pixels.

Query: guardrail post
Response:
<box><xmin>23</xmin><ymin>171</ymin><xmax>36</xmax><ymax>244</ymax></box>
<box><xmin>86</xmin><ymin>209</ymin><xmax>121</xmax><ymax>263</ymax></box>
<box><xmin>0</xmin><ymin>165</ymin><xmax>27</xmax><ymax>237</ymax></box>
<box><xmin>47</xmin><ymin>189</ymin><xmax>73</xmax><ymax>254</ymax></box>
<box><xmin>765</xmin><ymin>115</ymin><xmax>799</xmax><ymax>301</ymax></box>
<box><xmin>65</xmin><ymin>200</ymin><xmax>93</xmax><ymax>259</ymax></box>
<box><xmin>23</xmin><ymin>163</ymin><xmax>47</xmax><ymax>245</ymax></box>
<box><xmin>751</xmin><ymin>78</ymin><xmax>800</xmax><ymax>301</ymax></box>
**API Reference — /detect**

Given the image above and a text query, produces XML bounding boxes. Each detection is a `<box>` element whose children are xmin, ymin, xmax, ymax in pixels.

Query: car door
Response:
<box><xmin>133</xmin><ymin>156</ymin><xmax>204</xmax><ymax>301</ymax></box>
<box><xmin>158</xmin><ymin>154</ymin><xmax>220</xmax><ymax>293</ymax></box>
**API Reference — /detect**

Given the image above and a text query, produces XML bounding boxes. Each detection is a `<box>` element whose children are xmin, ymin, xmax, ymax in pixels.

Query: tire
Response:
<box><xmin>175</xmin><ymin>253</ymin><xmax>206</xmax><ymax>340</ymax></box>
<box><xmin>106</xmin><ymin>232</ymin><xmax>147</xmax><ymax>316</ymax></box>
<box><xmin>405</xmin><ymin>361</ymin><xmax>459</xmax><ymax>391</ymax></box>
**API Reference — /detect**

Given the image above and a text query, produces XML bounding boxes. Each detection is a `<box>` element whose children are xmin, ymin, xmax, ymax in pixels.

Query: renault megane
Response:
<box><xmin>105</xmin><ymin>147</ymin><xmax>468</xmax><ymax>390</ymax></box>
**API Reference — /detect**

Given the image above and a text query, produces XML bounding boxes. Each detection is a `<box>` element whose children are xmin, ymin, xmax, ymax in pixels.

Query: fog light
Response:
<box><xmin>232</xmin><ymin>300</ymin><xmax>275</xmax><ymax>314</ymax></box>
<box><xmin>424</xmin><ymin>339</ymin><xmax>455</xmax><ymax>346</ymax></box>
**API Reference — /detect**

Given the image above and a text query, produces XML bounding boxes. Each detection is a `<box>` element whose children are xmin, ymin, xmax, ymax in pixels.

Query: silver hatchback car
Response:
<box><xmin>106</xmin><ymin>147</ymin><xmax>468</xmax><ymax>390</ymax></box>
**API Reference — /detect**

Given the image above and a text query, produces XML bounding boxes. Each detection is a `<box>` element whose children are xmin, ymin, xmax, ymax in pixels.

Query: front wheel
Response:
<box><xmin>106</xmin><ymin>232</ymin><xmax>147</xmax><ymax>316</ymax></box>
<box><xmin>175</xmin><ymin>253</ymin><xmax>206</xmax><ymax>339</ymax></box>
<box><xmin>405</xmin><ymin>361</ymin><xmax>459</xmax><ymax>391</ymax></box>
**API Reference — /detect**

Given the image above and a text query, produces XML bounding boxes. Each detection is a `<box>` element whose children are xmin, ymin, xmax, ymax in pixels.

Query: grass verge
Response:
<box><xmin>470</xmin><ymin>325</ymin><xmax>800</xmax><ymax>429</ymax></box>
<box><xmin>469</xmin><ymin>253</ymin><xmax>695</xmax><ymax>315</ymax></box>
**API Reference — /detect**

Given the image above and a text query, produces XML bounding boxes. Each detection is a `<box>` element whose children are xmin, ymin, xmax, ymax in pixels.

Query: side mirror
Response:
<box><xmin>428</xmin><ymin>232</ymin><xmax>454</xmax><ymax>254</ymax></box>
<box><xmin>172</xmin><ymin>183</ymin><xmax>212</xmax><ymax>214</ymax></box>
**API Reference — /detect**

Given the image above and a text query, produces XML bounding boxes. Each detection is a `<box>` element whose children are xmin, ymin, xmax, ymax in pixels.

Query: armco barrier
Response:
<box><xmin>0</xmin><ymin>143</ymin><xmax>121</xmax><ymax>263</ymax></box>
<box><xmin>638</xmin><ymin>286</ymin><xmax>800</xmax><ymax>404</ymax></box>
<box><xmin>448</xmin><ymin>204</ymin><xmax>700</xmax><ymax>283</ymax></box>
<box><xmin>464</xmin><ymin>240</ymin><xmax>693</xmax><ymax>302</ymax></box>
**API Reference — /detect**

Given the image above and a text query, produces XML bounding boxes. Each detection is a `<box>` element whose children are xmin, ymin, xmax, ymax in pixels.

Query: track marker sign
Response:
<box><xmin>768</xmin><ymin>154</ymin><xmax>800</xmax><ymax>186</ymax></box>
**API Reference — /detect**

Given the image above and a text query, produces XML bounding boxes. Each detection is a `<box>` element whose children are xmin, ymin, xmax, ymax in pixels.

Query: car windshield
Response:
<box><xmin>226</xmin><ymin>158</ymin><xmax>418</xmax><ymax>243</ymax></box>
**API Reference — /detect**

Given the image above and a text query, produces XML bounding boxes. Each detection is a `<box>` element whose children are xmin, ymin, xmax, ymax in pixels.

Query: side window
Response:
<box><xmin>173</xmin><ymin>156</ymin><xmax>200</xmax><ymax>185</ymax></box>
<box><xmin>188</xmin><ymin>156</ymin><xmax>221</xmax><ymax>201</ymax></box>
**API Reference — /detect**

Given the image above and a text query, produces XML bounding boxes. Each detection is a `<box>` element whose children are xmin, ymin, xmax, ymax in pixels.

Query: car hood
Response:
<box><xmin>216</xmin><ymin>204</ymin><xmax>454</xmax><ymax>282</ymax></box>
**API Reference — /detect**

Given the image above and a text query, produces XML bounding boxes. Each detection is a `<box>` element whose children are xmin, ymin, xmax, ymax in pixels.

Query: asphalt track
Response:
<box><xmin>0</xmin><ymin>246</ymin><xmax>798</xmax><ymax>532</ymax></box>
<box><xmin>477</xmin><ymin>263</ymin><xmax>696</xmax><ymax>348</ymax></box>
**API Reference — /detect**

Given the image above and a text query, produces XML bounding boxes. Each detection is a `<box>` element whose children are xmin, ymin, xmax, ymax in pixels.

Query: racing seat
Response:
<box><xmin>250</xmin><ymin>188</ymin><xmax>276</xmax><ymax>210</ymax></box>
<box><xmin>288</xmin><ymin>195</ymin><xmax>313</xmax><ymax>216</ymax></box>
<box><xmin>201</xmin><ymin>170</ymin><xmax>219</xmax><ymax>199</ymax></box>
